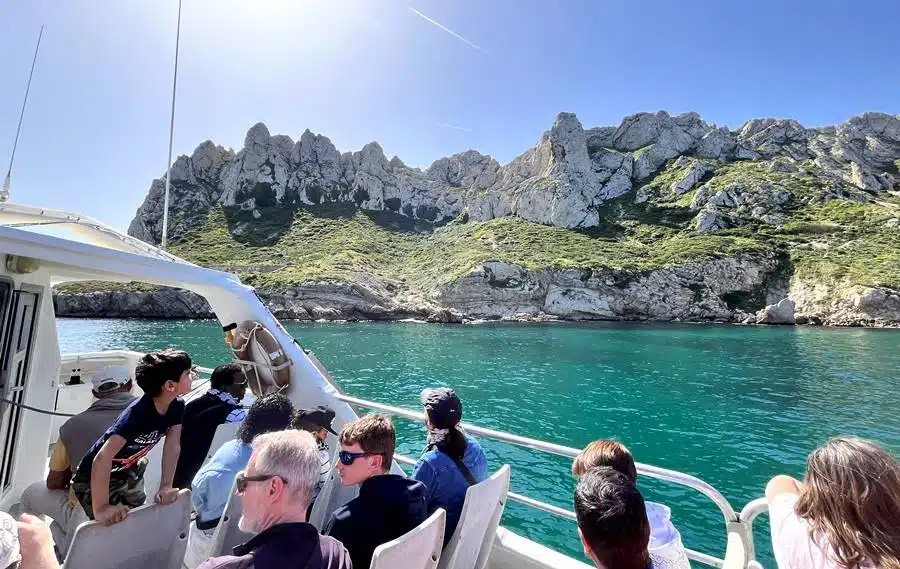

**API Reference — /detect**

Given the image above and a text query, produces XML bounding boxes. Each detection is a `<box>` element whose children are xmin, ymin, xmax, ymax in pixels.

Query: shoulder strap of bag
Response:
<box><xmin>428</xmin><ymin>443</ymin><xmax>477</xmax><ymax>486</ymax></box>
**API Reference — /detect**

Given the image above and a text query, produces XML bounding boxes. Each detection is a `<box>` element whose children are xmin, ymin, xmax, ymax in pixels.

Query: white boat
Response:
<box><xmin>0</xmin><ymin>200</ymin><xmax>770</xmax><ymax>569</ymax></box>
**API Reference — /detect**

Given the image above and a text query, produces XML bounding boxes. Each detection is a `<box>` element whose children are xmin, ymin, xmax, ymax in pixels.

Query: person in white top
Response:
<box><xmin>573</xmin><ymin>439</ymin><xmax>690</xmax><ymax>569</ymax></box>
<box><xmin>766</xmin><ymin>437</ymin><xmax>900</xmax><ymax>569</ymax></box>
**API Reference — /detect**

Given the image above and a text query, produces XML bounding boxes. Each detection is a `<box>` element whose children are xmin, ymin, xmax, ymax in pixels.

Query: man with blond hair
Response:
<box><xmin>198</xmin><ymin>430</ymin><xmax>350</xmax><ymax>569</ymax></box>
<box><xmin>324</xmin><ymin>414</ymin><xmax>426</xmax><ymax>569</ymax></box>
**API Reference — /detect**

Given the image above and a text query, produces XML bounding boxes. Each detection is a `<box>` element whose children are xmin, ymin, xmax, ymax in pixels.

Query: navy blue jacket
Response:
<box><xmin>324</xmin><ymin>474</ymin><xmax>427</xmax><ymax>569</ymax></box>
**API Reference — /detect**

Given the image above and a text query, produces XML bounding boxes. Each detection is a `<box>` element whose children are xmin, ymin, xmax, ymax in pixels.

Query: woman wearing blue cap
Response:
<box><xmin>412</xmin><ymin>387</ymin><xmax>488</xmax><ymax>546</ymax></box>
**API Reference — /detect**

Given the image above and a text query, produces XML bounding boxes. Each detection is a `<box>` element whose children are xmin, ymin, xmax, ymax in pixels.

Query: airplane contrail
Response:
<box><xmin>408</xmin><ymin>7</ymin><xmax>489</xmax><ymax>55</ymax></box>
<box><xmin>436</xmin><ymin>122</ymin><xmax>474</xmax><ymax>132</ymax></box>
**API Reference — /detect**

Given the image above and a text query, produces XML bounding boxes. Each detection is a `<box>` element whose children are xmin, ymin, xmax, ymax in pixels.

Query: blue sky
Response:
<box><xmin>2</xmin><ymin>0</ymin><xmax>898</xmax><ymax>230</ymax></box>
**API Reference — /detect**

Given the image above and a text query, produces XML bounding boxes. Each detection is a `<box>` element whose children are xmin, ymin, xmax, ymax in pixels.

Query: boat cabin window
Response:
<box><xmin>0</xmin><ymin>286</ymin><xmax>40</xmax><ymax>491</ymax></box>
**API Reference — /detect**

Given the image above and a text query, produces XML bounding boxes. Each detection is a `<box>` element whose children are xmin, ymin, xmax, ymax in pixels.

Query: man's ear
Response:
<box><xmin>162</xmin><ymin>380</ymin><xmax>176</xmax><ymax>393</ymax></box>
<box><xmin>578</xmin><ymin>527</ymin><xmax>595</xmax><ymax>561</ymax></box>
<box><xmin>269</xmin><ymin>476</ymin><xmax>287</xmax><ymax>502</ymax></box>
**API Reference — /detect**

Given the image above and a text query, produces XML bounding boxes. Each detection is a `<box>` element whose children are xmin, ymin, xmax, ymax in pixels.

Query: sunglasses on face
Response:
<box><xmin>235</xmin><ymin>471</ymin><xmax>285</xmax><ymax>493</ymax></box>
<box><xmin>338</xmin><ymin>450</ymin><xmax>379</xmax><ymax>465</ymax></box>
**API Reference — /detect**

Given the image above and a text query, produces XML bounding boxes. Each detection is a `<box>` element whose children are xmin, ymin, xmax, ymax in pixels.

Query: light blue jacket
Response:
<box><xmin>191</xmin><ymin>439</ymin><xmax>252</xmax><ymax>525</ymax></box>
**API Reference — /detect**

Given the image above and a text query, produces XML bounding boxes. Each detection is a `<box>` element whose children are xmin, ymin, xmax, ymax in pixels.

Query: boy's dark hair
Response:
<box><xmin>209</xmin><ymin>363</ymin><xmax>244</xmax><ymax>390</ymax></box>
<box><xmin>574</xmin><ymin>467</ymin><xmax>650</xmax><ymax>569</ymax></box>
<box><xmin>237</xmin><ymin>394</ymin><xmax>294</xmax><ymax>444</ymax></box>
<box><xmin>135</xmin><ymin>349</ymin><xmax>192</xmax><ymax>397</ymax></box>
<box><xmin>339</xmin><ymin>414</ymin><xmax>395</xmax><ymax>471</ymax></box>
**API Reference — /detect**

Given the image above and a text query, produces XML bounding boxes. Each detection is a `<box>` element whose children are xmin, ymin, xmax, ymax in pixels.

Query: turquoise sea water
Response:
<box><xmin>56</xmin><ymin>319</ymin><xmax>900</xmax><ymax>568</ymax></box>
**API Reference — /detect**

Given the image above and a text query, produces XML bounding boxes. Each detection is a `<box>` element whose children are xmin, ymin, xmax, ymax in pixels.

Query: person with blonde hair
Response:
<box><xmin>766</xmin><ymin>437</ymin><xmax>900</xmax><ymax>569</ymax></box>
<box><xmin>573</xmin><ymin>439</ymin><xmax>689</xmax><ymax>569</ymax></box>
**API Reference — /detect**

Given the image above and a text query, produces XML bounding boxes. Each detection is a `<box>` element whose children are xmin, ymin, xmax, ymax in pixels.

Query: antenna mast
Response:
<box><xmin>161</xmin><ymin>0</ymin><xmax>182</xmax><ymax>249</ymax></box>
<box><xmin>2</xmin><ymin>25</ymin><xmax>44</xmax><ymax>202</ymax></box>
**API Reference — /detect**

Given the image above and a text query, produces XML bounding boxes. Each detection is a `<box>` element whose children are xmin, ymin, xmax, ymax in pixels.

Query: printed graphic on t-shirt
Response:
<box><xmin>112</xmin><ymin>430</ymin><xmax>164</xmax><ymax>472</ymax></box>
<box><xmin>75</xmin><ymin>396</ymin><xmax>185</xmax><ymax>481</ymax></box>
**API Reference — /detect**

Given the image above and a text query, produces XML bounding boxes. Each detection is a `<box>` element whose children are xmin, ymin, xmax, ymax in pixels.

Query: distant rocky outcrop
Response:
<box><xmin>99</xmin><ymin>110</ymin><xmax>900</xmax><ymax>327</ymax></box>
<box><xmin>128</xmin><ymin>111</ymin><xmax>900</xmax><ymax>242</ymax></box>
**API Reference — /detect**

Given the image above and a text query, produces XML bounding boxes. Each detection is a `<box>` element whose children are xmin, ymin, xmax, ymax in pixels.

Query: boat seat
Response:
<box><xmin>206</xmin><ymin>422</ymin><xmax>242</xmax><ymax>463</ymax></box>
<box><xmin>370</xmin><ymin>508</ymin><xmax>446</xmax><ymax>569</ymax></box>
<box><xmin>438</xmin><ymin>464</ymin><xmax>511</xmax><ymax>569</ymax></box>
<box><xmin>62</xmin><ymin>489</ymin><xmax>191</xmax><ymax>569</ymax></box>
<box><xmin>208</xmin><ymin>476</ymin><xmax>252</xmax><ymax>558</ymax></box>
<box><xmin>143</xmin><ymin>420</ymin><xmax>242</xmax><ymax>502</ymax></box>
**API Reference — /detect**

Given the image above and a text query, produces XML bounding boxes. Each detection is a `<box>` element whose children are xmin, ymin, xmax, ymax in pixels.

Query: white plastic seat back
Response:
<box><xmin>63</xmin><ymin>489</ymin><xmax>191</xmax><ymax>569</ymax></box>
<box><xmin>438</xmin><ymin>465</ymin><xmax>511</xmax><ymax>569</ymax></box>
<box><xmin>370</xmin><ymin>508</ymin><xmax>446</xmax><ymax>569</ymax></box>
<box><xmin>207</xmin><ymin>422</ymin><xmax>242</xmax><ymax>462</ymax></box>
<box><xmin>209</xmin><ymin>476</ymin><xmax>253</xmax><ymax>557</ymax></box>
<box><xmin>142</xmin><ymin>418</ymin><xmax>240</xmax><ymax>502</ymax></box>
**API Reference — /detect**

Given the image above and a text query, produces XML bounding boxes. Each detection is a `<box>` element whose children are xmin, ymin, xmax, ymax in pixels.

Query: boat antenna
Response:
<box><xmin>2</xmin><ymin>25</ymin><xmax>44</xmax><ymax>203</ymax></box>
<box><xmin>160</xmin><ymin>0</ymin><xmax>182</xmax><ymax>249</ymax></box>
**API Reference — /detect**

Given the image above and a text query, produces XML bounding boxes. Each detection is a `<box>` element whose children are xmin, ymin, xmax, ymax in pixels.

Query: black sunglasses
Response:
<box><xmin>338</xmin><ymin>450</ymin><xmax>379</xmax><ymax>465</ymax></box>
<box><xmin>235</xmin><ymin>471</ymin><xmax>285</xmax><ymax>493</ymax></box>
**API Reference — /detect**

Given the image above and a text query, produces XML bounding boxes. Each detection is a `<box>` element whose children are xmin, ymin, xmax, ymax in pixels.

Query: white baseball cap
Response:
<box><xmin>91</xmin><ymin>365</ymin><xmax>131</xmax><ymax>393</ymax></box>
<box><xmin>0</xmin><ymin>512</ymin><xmax>20</xmax><ymax>569</ymax></box>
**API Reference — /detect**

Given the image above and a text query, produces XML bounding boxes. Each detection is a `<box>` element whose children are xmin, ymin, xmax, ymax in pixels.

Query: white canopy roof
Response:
<box><xmin>0</xmin><ymin>202</ymin><xmax>237</xmax><ymax>291</ymax></box>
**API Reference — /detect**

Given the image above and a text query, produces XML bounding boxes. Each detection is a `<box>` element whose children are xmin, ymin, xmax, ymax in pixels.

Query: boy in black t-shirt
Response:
<box><xmin>72</xmin><ymin>348</ymin><xmax>194</xmax><ymax>526</ymax></box>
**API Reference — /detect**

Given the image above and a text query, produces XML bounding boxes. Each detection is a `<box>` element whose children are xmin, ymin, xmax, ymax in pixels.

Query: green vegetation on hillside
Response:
<box><xmin>166</xmin><ymin>204</ymin><xmax>767</xmax><ymax>290</ymax></box>
<box><xmin>59</xmin><ymin>158</ymin><xmax>900</xmax><ymax>297</ymax></box>
<box><xmin>784</xmin><ymin>201</ymin><xmax>900</xmax><ymax>288</ymax></box>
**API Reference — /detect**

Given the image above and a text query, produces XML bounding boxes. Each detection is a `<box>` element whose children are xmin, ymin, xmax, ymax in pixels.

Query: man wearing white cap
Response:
<box><xmin>20</xmin><ymin>365</ymin><xmax>135</xmax><ymax>555</ymax></box>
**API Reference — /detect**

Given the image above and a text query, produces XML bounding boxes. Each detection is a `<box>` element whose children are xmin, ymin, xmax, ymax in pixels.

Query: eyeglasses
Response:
<box><xmin>235</xmin><ymin>471</ymin><xmax>285</xmax><ymax>493</ymax></box>
<box><xmin>338</xmin><ymin>450</ymin><xmax>378</xmax><ymax>465</ymax></box>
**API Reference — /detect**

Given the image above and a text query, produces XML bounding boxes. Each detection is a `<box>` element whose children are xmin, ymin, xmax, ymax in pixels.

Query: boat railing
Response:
<box><xmin>336</xmin><ymin>393</ymin><xmax>767</xmax><ymax>569</ymax></box>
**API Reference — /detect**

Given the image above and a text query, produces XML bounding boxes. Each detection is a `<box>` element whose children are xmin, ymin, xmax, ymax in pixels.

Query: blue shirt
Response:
<box><xmin>192</xmin><ymin>439</ymin><xmax>252</xmax><ymax>525</ymax></box>
<box><xmin>411</xmin><ymin>436</ymin><xmax>488</xmax><ymax>543</ymax></box>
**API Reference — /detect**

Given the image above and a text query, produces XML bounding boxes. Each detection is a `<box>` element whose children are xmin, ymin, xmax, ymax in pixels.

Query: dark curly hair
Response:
<box><xmin>236</xmin><ymin>393</ymin><xmax>294</xmax><ymax>444</ymax></box>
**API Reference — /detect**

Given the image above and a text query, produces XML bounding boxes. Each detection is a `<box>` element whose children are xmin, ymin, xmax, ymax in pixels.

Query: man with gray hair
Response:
<box><xmin>197</xmin><ymin>430</ymin><xmax>350</xmax><ymax>569</ymax></box>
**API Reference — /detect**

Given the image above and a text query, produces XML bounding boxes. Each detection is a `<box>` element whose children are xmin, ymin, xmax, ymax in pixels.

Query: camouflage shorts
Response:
<box><xmin>72</xmin><ymin>458</ymin><xmax>148</xmax><ymax>520</ymax></box>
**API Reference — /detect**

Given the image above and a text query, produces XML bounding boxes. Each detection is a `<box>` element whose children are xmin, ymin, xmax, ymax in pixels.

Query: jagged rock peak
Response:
<box><xmin>128</xmin><ymin>111</ymin><xmax>900</xmax><ymax>245</ymax></box>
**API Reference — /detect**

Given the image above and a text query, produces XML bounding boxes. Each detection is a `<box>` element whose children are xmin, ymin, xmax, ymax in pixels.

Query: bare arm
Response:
<box><xmin>766</xmin><ymin>474</ymin><xmax>802</xmax><ymax>503</ymax></box>
<box><xmin>159</xmin><ymin>424</ymin><xmax>181</xmax><ymax>488</ymax></box>
<box><xmin>17</xmin><ymin>514</ymin><xmax>61</xmax><ymax>569</ymax></box>
<box><xmin>91</xmin><ymin>435</ymin><xmax>126</xmax><ymax>513</ymax></box>
<box><xmin>46</xmin><ymin>441</ymin><xmax>71</xmax><ymax>491</ymax></box>
<box><xmin>155</xmin><ymin>425</ymin><xmax>182</xmax><ymax>505</ymax></box>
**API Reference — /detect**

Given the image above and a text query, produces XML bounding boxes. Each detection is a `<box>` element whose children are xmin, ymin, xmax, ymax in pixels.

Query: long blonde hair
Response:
<box><xmin>795</xmin><ymin>437</ymin><xmax>900</xmax><ymax>569</ymax></box>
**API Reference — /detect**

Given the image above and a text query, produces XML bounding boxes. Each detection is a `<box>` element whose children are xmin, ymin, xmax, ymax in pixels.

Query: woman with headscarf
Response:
<box><xmin>412</xmin><ymin>387</ymin><xmax>488</xmax><ymax>546</ymax></box>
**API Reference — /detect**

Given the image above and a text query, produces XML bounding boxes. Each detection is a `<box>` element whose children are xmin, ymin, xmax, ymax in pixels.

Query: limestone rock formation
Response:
<box><xmin>756</xmin><ymin>298</ymin><xmax>796</xmax><ymax>325</ymax></box>
<box><xmin>129</xmin><ymin>111</ymin><xmax>900</xmax><ymax>244</ymax></box>
<box><xmin>110</xmin><ymin>109</ymin><xmax>900</xmax><ymax>327</ymax></box>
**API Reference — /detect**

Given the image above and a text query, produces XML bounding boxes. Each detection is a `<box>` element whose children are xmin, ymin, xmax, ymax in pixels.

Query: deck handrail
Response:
<box><xmin>336</xmin><ymin>393</ymin><xmax>739</xmax><ymax>523</ymax></box>
<box><xmin>392</xmin><ymin>453</ymin><xmax>729</xmax><ymax>569</ymax></box>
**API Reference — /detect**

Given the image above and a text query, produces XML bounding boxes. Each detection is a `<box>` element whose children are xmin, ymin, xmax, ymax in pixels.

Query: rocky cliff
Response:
<box><xmin>61</xmin><ymin>110</ymin><xmax>900</xmax><ymax>325</ymax></box>
<box><xmin>128</xmin><ymin>111</ymin><xmax>899</xmax><ymax>241</ymax></box>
